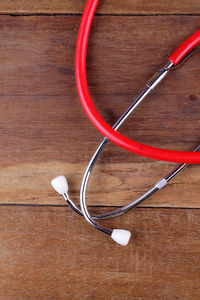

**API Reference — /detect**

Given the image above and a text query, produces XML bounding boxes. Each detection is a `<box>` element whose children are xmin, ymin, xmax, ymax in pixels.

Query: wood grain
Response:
<box><xmin>0</xmin><ymin>0</ymin><xmax>199</xmax><ymax>15</ymax></box>
<box><xmin>0</xmin><ymin>2</ymin><xmax>199</xmax><ymax>299</ymax></box>
<box><xmin>0</xmin><ymin>205</ymin><xmax>199</xmax><ymax>299</ymax></box>
<box><xmin>0</xmin><ymin>15</ymin><xmax>199</xmax><ymax>206</ymax></box>
<box><xmin>1</xmin><ymin>161</ymin><xmax>200</xmax><ymax>208</ymax></box>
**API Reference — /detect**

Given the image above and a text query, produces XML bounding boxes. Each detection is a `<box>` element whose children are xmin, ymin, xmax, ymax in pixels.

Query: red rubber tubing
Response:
<box><xmin>75</xmin><ymin>0</ymin><xmax>200</xmax><ymax>163</ymax></box>
<box><xmin>169</xmin><ymin>29</ymin><xmax>200</xmax><ymax>65</ymax></box>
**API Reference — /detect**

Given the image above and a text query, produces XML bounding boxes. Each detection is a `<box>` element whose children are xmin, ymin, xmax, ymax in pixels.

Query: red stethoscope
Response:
<box><xmin>52</xmin><ymin>0</ymin><xmax>200</xmax><ymax>246</ymax></box>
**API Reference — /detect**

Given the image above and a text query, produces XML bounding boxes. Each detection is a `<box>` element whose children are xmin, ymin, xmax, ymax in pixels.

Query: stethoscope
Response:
<box><xmin>51</xmin><ymin>0</ymin><xmax>200</xmax><ymax>246</ymax></box>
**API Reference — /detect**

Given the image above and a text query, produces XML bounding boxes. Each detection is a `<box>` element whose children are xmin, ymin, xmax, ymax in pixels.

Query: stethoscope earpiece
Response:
<box><xmin>51</xmin><ymin>175</ymin><xmax>68</xmax><ymax>195</ymax></box>
<box><xmin>111</xmin><ymin>229</ymin><xmax>131</xmax><ymax>246</ymax></box>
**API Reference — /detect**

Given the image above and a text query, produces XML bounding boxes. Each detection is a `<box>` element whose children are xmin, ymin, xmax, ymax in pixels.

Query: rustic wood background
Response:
<box><xmin>0</xmin><ymin>0</ymin><xmax>199</xmax><ymax>299</ymax></box>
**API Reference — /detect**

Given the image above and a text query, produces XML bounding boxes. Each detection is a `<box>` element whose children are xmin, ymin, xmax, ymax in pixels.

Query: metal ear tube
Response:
<box><xmin>52</xmin><ymin>146</ymin><xmax>200</xmax><ymax>246</ymax></box>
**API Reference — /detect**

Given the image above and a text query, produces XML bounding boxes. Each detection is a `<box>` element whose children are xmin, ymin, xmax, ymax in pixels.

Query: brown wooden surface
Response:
<box><xmin>0</xmin><ymin>206</ymin><xmax>199</xmax><ymax>300</ymax></box>
<box><xmin>0</xmin><ymin>2</ymin><xmax>200</xmax><ymax>299</ymax></box>
<box><xmin>0</xmin><ymin>15</ymin><xmax>200</xmax><ymax>207</ymax></box>
<box><xmin>0</xmin><ymin>0</ymin><xmax>199</xmax><ymax>15</ymax></box>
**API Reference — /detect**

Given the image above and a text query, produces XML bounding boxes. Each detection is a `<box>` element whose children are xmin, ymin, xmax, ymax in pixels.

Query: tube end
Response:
<box><xmin>111</xmin><ymin>229</ymin><xmax>131</xmax><ymax>246</ymax></box>
<box><xmin>51</xmin><ymin>175</ymin><xmax>68</xmax><ymax>195</ymax></box>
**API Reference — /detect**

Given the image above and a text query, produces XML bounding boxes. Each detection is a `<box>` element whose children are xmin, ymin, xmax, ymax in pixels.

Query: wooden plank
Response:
<box><xmin>1</xmin><ymin>161</ymin><xmax>200</xmax><ymax>208</ymax></box>
<box><xmin>0</xmin><ymin>16</ymin><xmax>200</xmax><ymax>206</ymax></box>
<box><xmin>0</xmin><ymin>0</ymin><xmax>199</xmax><ymax>15</ymax></box>
<box><xmin>0</xmin><ymin>206</ymin><xmax>199</xmax><ymax>299</ymax></box>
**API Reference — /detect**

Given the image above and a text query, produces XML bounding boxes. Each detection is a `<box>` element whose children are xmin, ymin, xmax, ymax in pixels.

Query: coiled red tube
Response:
<box><xmin>75</xmin><ymin>0</ymin><xmax>200</xmax><ymax>163</ymax></box>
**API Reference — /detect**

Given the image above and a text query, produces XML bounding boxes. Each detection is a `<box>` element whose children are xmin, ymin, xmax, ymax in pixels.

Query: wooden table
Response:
<box><xmin>0</xmin><ymin>1</ymin><xmax>200</xmax><ymax>299</ymax></box>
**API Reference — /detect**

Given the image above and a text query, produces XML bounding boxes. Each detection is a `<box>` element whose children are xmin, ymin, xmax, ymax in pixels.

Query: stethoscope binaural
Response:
<box><xmin>51</xmin><ymin>0</ymin><xmax>200</xmax><ymax>246</ymax></box>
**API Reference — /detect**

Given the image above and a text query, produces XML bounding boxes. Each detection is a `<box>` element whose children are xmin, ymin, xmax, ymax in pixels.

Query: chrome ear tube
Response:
<box><xmin>51</xmin><ymin>140</ymin><xmax>200</xmax><ymax>247</ymax></box>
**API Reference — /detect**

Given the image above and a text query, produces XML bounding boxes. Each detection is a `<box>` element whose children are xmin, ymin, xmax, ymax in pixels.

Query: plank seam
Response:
<box><xmin>0</xmin><ymin>203</ymin><xmax>199</xmax><ymax>210</ymax></box>
<box><xmin>0</xmin><ymin>13</ymin><xmax>200</xmax><ymax>17</ymax></box>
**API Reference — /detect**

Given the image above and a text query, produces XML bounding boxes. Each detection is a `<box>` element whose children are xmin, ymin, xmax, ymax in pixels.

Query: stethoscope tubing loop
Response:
<box><xmin>75</xmin><ymin>0</ymin><xmax>200</xmax><ymax>164</ymax></box>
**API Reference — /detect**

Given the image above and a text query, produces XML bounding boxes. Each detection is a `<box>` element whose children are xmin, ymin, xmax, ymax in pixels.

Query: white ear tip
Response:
<box><xmin>51</xmin><ymin>175</ymin><xmax>68</xmax><ymax>195</ymax></box>
<box><xmin>111</xmin><ymin>229</ymin><xmax>131</xmax><ymax>246</ymax></box>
